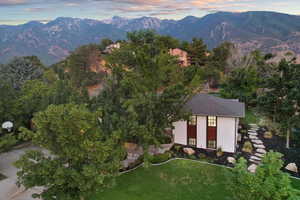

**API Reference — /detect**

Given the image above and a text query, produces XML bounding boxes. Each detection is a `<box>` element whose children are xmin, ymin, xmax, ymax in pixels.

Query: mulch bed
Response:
<box><xmin>170</xmin><ymin>145</ymin><xmax>235</xmax><ymax>168</ymax></box>
<box><xmin>238</xmin><ymin>125</ymin><xmax>300</xmax><ymax>178</ymax></box>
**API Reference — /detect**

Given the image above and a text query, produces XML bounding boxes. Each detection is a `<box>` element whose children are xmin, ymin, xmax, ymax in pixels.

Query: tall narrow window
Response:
<box><xmin>189</xmin><ymin>115</ymin><xmax>197</xmax><ymax>125</ymax></box>
<box><xmin>207</xmin><ymin>116</ymin><xmax>217</xmax><ymax>149</ymax></box>
<box><xmin>187</xmin><ymin>115</ymin><xmax>197</xmax><ymax>147</ymax></box>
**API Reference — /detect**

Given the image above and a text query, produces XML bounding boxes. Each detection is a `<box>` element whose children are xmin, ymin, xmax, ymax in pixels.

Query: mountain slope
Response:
<box><xmin>1</xmin><ymin>11</ymin><xmax>300</xmax><ymax>65</ymax></box>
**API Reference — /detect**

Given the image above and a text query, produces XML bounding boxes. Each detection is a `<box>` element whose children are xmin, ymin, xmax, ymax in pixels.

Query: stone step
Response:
<box><xmin>249</xmin><ymin>135</ymin><xmax>258</xmax><ymax>140</ymax></box>
<box><xmin>256</xmin><ymin>148</ymin><xmax>267</xmax><ymax>154</ymax></box>
<box><xmin>254</xmin><ymin>153</ymin><xmax>265</xmax><ymax>158</ymax></box>
<box><xmin>252</xmin><ymin>139</ymin><xmax>263</xmax><ymax>145</ymax></box>
<box><xmin>248</xmin><ymin>132</ymin><xmax>258</xmax><ymax>136</ymax></box>
<box><xmin>248</xmin><ymin>164</ymin><xmax>258</xmax><ymax>173</ymax></box>
<box><xmin>250</xmin><ymin>156</ymin><xmax>262</xmax><ymax>161</ymax></box>
<box><xmin>249</xmin><ymin>159</ymin><xmax>261</xmax><ymax>164</ymax></box>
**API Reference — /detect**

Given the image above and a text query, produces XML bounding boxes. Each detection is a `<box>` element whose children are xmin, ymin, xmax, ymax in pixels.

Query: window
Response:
<box><xmin>208</xmin><ymin>116</ymin><xmax>217</xmax><ymax>127</ymax></box>
<box><xmin>188</xmin><ymin>138</ymin><xmax>196</xmax><ymax>147</ymax></box>
<box><xmin>188</xmin><ymin>115</ymin><xmax>197</xmax><ymax>125</ymax></box>
<box><xmin>207</xmin><ymin>140</ymin><xmax>216</xmax><ymax>149</ymax></box>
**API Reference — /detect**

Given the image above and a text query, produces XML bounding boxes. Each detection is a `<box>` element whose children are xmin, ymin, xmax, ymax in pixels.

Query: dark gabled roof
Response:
<box><xmin>184</xmin><ymin>93</ymin><xmax>245</xmax><ymax>118</ymax></box>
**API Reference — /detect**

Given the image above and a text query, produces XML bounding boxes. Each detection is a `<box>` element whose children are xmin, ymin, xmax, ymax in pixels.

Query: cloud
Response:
<box><xmin>0</xmin><ymin>0</ymin><xmax>27</xmax><ymax>6</ymax></box>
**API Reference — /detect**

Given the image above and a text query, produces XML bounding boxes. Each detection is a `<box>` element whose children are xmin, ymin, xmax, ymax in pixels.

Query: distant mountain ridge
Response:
<box><xmin>1</xmin><ymin>11</ymin><xmax>300</xmax><ymax>65</ymax></box>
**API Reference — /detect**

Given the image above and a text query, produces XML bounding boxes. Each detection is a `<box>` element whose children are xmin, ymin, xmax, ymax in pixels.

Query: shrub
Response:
<box><xmin>0</xmin><ymin>134</ymin><xmax>17</xmax><ymax>153</ymax></box>
<box><xmin>263</xmin><ymin>131</ymin><xmax>273</xmax><ymax>139</ymax></box>
<box><xmin>242</xmin><ymin>141</ymin><xmax>253</xmax><ymax>153</ymax></box>
<box><xmin>149</xmin><ymin>152</ymin><xmax>172</xmax><ymax>164</ymax></box>
<box><xmin>216</xmin><ymin>147</ymin><xmax>224</xmax><ymax>157</ymax></box>
<box><xmin>228</xmin><ymin>152</ymin><xmax>300</xmax><ymax>200</ymax></box>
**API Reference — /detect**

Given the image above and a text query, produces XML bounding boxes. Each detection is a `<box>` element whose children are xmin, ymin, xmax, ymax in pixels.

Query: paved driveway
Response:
<box><xmin>0</xmin><ymin>145</ymin><xmax>45</xmax><ymax>200</ymax></box>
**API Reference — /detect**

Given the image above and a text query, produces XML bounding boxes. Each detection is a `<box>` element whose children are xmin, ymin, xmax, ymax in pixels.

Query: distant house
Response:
<box><xmin>169</xmin><ymin>48</ymin><xmax>190</xmax><ymax>67</ymax></box>
<box><xmin>173</xmin><ymin>94</ymin><xmax>245</xmax><ymax>153</ymax></box>
<box><xmin>104</xmin><ymin>43</ymin><xmax>121</xmax><ymax>54</ymax></box>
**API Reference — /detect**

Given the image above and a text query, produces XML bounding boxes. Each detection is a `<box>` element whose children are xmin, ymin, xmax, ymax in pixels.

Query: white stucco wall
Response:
<box><xmin>173</xmin><ymin>121</ymin><xmax>187</xmax><ymax>145</ymax></box>
<box><xmin>217</xmin><ymin>117</ymin><xmax>236</xmax><ymax>153</ymax></box>
<box><xmin>197</xmin><ymin>116</ymin><xmax>206</xmax><ymax>149</ymax></box>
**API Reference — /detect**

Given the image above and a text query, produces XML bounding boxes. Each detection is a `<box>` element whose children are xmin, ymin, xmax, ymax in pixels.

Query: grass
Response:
<box><xmin>92</xmin><ymin>159</ymin><xmax>300</xmax><ymax>200</ymax></box>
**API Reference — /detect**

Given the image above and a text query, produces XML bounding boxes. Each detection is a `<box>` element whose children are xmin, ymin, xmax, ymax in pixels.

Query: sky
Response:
<box><xmin>0</xmin><ymin>0</ymin><xmax>299</xmax><ymax>25</ymax></box>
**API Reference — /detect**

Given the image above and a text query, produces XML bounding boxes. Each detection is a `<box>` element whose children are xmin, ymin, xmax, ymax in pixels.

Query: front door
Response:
<box><xmin>187</xmin><ymin>115</ymin><xmax>197</xmax><ymax>147</ymax></box>
<box><xmin>207</xmin><ymin>116</ymin><xmax>217</xmax><ymax>149</ymax></box>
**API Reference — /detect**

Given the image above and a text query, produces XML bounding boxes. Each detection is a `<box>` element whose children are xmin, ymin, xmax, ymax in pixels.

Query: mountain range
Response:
<box><xmin>1</xmin><ymin>11</ymin><xmax>300</xmax><ymax>65</ymax></box>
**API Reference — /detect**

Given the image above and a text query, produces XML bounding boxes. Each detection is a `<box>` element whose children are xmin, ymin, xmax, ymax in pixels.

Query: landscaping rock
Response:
<box><xmin>250</xmin><ymin>156</ymin><xmax>261</xmax><ymax>161</ymax></box>
<box><xmin>285</xmin><ymin>163</ymin><xmax>298</xmax><ymax>173</ymax></box>
<box><xmin>256</xmin><ymin>148</ymin><xmax>267</xmax><ymax>154</ymax></box>
<box><xmin>248</xmin><ymin>164</ymin><xmax>257</xmax><ymax>173</ymax></box>
<box><xmin>227</xmin><ymin>157</ymin><xmax>236</xmax><ymax>164</ymax></box>
<box><xmin>183</xmin><ymin>148</ymin><xmax>195</xmax><ymax>155</ymax></box>
<box><xmin>253</xmin><ymin>144</ymin><xmax>265</xmax><ymax>149</ymax></box>
<box><xmin>252</xmin><ymin>139</ymin><xmax>263</xmax><ymax>145</ymax></box>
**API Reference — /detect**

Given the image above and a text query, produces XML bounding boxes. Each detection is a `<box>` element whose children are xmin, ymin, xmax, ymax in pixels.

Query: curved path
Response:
<box><xmin>0</xmin><ymin>145</ymin><xmax>45</xmax><ymax>200</ymax></box>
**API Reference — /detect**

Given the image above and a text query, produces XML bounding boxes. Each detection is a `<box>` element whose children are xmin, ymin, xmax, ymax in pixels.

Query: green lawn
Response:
<box><xmin>92</xmin><ymin>159</ymin><xmax>300</xmax><ymax>200</ymax></box>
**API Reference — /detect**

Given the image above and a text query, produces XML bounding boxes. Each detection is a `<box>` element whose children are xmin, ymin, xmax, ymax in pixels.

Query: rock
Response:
<box><xmin>183</xmin><ymin>148</ymin><xmax>195</xmax><ymax>155</ymax></box>
<box><xmin>256</xmin><ymin>148</ymin><xmax>267</xmax><ymax>154</ymax></box>
<box><xmin>227</xmin><ymin>157</ymin><xmax>236</xmax><ymax>164</ymax></box>
<box><xmin>250</xmin><ymin>156</ymin><xmax>261</xmax><ymax>161</ymax></box>
<box><xmin>252</xmin><ymin>139</ymin><xmax>263</xmax><ymax>145</ymax></box>
<box><xmin>248</xmin><ymin>164</ymin><xmax>257</xmax><ymax>173</ymax></box>
<box><xmin>285</xmin><ymin>163</ymin><xmax>298</xmax><ymax>173</ymax></box>
<box><xmin>244</xmin><ymin>136</ymin><xmax>249</xmax><ymax>140</ymax></box>
<box><xmin>255</xmin><ymin>153</ymin><xmax>264</xmax><ymax>158</ymax></box>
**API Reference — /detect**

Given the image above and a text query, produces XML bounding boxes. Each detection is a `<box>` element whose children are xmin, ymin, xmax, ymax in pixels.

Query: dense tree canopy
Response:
<box><xmin>229</xmin><ymin>152</ymin><xmax>300</xmax><ymax>200</ymax></box>
<box><xmin>220</xmin><ymin>66</ymin><xmax>260</xmax><ymax>106</ymax></box>
<box><xmin>93</xmin><ymin>31</ymin><xmax>202</xmax><ymax>149</ymax></box>
<box><xmin>0</xmin><ymin>56</ymin><xmax>44</xmax><ymax>89</ymax></box>
<box><xmin>258</xmin><ymin>60</ymin><xmax>300</xmax><ymax>148</ymax></box>
<box><xmin>16</xmin><ymin>104</ymin><xmax>124</xmax><ymax>200</ymax></box>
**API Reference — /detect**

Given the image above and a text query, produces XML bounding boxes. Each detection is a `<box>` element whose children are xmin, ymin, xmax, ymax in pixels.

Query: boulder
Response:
<box><xmin>248</xmin><ymin>164</ymin><xmax>257</xmax><ymax>173</ymax></box>
<box><xmin>249</xmin><ymin>159</ymin><xmax>260</xmax><ymax>164</ymax></box>
<box><xmin>227</xmin><ymin>157</ymin><xmax>236</xmax><ymax>164</ymax></box>
<box><xmin>256</xmin><ymin>148</ymin><xmax>267</xmax><ymax>154</ymax></box>
<box><xmin>285</xmin><ymin>163</ymin><xmax>298</xmax><ymax>173</ymax></box>
<box><xmin>183</xmin><ymin>148</ymin><xmax>195</xmax><ymax>155</ymax></box>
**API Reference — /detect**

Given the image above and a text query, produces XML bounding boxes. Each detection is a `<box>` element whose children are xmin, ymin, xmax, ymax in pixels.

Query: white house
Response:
<box><xmin>173</xmin><ymin>94</ymin><xmax>245</xmax><ymax>153</ymax></box>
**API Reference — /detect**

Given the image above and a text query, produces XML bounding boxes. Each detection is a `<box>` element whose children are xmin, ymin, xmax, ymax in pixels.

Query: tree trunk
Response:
<box><xmin>286</xmin><ymin>128</ymin><xmax>291</xmax><ymax>149</ymax></box>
